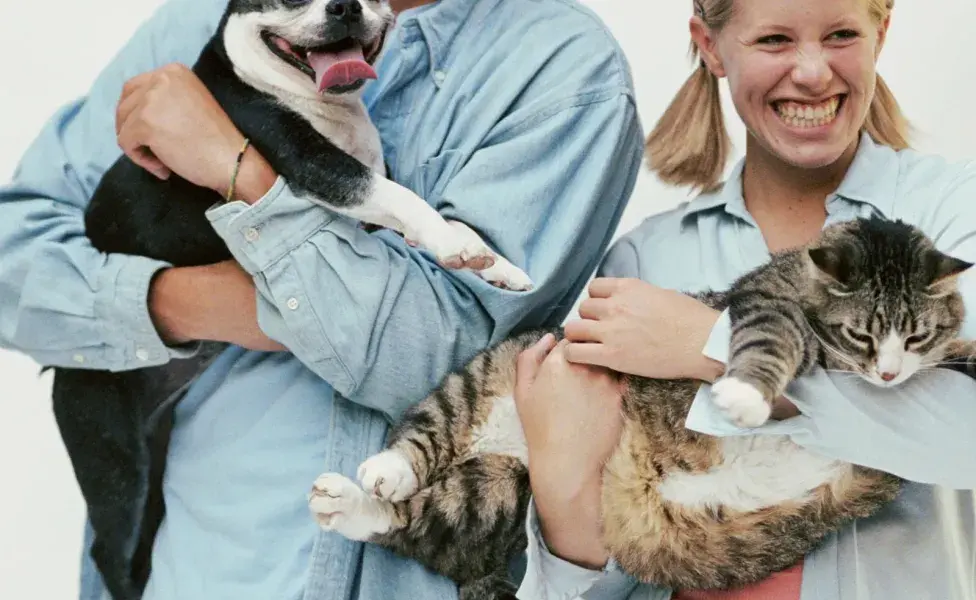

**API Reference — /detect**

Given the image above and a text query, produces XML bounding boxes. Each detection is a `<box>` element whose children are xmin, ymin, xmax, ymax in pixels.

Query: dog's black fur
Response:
<box><xmin>49</xmin><ymin>2</ymin><xmax>385</xmax><ymax>598</ymax></box>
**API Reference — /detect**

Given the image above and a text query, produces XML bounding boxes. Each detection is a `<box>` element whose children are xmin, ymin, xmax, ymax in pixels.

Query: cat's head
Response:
<box><xmin>804</xmin><ymin>217</ymin><xmax>972</xmax><ymax>387</ymax></box>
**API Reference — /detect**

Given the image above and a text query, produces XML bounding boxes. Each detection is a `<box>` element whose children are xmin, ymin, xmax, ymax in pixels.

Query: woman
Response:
<box><xmin>514</xmin><ymin>0</ymin><xmax>976</xmax><ymax>598</ymax></box>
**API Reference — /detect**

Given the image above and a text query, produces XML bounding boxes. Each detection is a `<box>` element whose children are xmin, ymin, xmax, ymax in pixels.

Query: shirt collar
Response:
<box><xmin>397</xmin><ymin>0</ymin><xmax>478</xmax><ymax>73</ymax></box>
<box><xmin>681</xmin><ymin>132</ymin><xmax>900</xmax><ymax>224</ymax></box>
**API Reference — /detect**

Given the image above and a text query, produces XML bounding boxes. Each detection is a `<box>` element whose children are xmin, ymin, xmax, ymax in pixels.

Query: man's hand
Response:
<box><xmin>116</xmin><ymin>63</ymin><xmax>277</xmax><ymax>203</ymax></box>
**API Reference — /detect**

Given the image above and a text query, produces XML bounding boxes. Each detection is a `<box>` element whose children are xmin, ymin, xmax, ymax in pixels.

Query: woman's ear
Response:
<box><xmin>690</xmin><ymin>16</ymin><xmax>726</xmax><ymax>78</ymax></box>
<box><xmin>875</xmin><ymin>14</ymin><xmax>891</xmax><ymax>58</ymax></box>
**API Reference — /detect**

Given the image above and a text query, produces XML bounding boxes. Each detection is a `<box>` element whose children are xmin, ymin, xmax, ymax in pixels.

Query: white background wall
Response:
<box><xmin>1</xmin><ymin>0</ymin><xmax>973</xmax><ymax>597</ymax></box>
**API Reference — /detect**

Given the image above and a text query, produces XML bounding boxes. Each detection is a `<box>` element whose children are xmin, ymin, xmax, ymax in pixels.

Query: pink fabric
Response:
<box><xmin>672</xmin><ymin>560</ymin><xmax>803</xmax><ymax>600</ymax></box>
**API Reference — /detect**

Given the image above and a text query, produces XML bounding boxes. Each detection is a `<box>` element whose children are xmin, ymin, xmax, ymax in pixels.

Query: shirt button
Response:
<box><xmin>286</xmin><ymin>297</ymin><xmax>300</xmax><ymax>310</ymax></box>
<box><xmin>244</xmin><ymin>227</ymin><xmax>260</xmax><ymax>242</ymax></box>
<box><xmin>135</xmin><ymin>348</ymin><xmax>150</xmax><ymax>361</ymax></box>
<box><xmin>433</xmin><ymin>70</ymin><xmax>446</xmax><ymax>84</ymax></box>
<box><xmin>72</xmin><ymin>354</ymin><xmax>85</xmax><ymax>364</ymax></box>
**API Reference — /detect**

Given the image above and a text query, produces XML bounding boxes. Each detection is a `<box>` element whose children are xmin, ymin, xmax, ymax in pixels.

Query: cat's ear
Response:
<box><xmin>807</xmin><ymin>246</ymin><xmax>854</xmax><ymax>289</ymax></box>
<box><xmin>926</xmin><ymin>251</ymin><xmax>973</xmax><ymax>297</ymax></box>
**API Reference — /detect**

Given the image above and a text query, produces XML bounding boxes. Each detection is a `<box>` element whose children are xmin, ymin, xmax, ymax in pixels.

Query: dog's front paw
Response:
<box><xmin>476</xmin><ymin>256</ymin><xmax>534</xmax><ymax>292</ymax></box>
<box><xmin>309</xmin><ymin>473</ymin><xmax>392</xmax><ymax>541</ymax></box>
<box><xmin>423</xmin><ymin>221</ymin><xmax>497</xmax><ymax>271</ymax></box>
<box><xmin>357</xmin><ymin>450</ymin><xmax>419</xmax><ymax>502</ymax></box>
<box><xmin>710</xmin><ymin>377</ymin><xmax>771</xmax><ymax>428</ymax></box>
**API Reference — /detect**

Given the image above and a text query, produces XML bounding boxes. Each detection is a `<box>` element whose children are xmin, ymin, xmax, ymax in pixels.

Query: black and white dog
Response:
<box><xmin>50</xmin><ymin>1</ymin><xmax>531</xmax><ymax>598</ymax></box>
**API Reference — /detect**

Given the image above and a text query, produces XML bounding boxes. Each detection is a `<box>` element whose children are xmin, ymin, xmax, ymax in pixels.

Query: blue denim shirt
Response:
<box><xmin>0</xmin><ymin>0</ymin><xmax>643</xmax><ymax>598</ymax></box>
<box><xmin>517</xmin><ymin>134</ymin><xmax>976</xmax><ymax>600</ymax></box>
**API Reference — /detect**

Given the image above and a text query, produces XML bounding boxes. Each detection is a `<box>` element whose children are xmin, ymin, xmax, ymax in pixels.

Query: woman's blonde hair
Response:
<box><xmin>645</xmin><ymin>0</ymin><xmax>910</xmax><ymax>192</ymax></box>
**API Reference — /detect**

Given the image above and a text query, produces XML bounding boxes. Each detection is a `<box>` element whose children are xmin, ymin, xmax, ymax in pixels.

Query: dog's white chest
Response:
<box><xmin>288</xmin><ymin>97</ymin><xmax>385</xmax><ymax>172</ymax></box>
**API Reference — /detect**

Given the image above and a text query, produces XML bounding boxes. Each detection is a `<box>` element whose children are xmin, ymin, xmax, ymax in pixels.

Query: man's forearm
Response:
<box><xmin>148</xmin><ymin>261</ymin><xmax>285</xmax><ymax>351</ymax></box>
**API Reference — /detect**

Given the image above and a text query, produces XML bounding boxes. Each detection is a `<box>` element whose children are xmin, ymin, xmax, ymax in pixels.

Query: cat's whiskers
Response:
<box><xmin>811</xmin><ymin>330</ymin><xmax>863</xmax><ymax>372</ymax></box>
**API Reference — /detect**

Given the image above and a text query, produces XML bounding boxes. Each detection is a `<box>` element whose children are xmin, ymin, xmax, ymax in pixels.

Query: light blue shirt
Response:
<box><xmin>517</xmin><ymin>133</ymin><xmax>976</xmax><ymax>600</ymax></box>
<box><xmin>0</xmin><ymin>0</ymin><xmax>643</xmax><ymax>598</ymax></box>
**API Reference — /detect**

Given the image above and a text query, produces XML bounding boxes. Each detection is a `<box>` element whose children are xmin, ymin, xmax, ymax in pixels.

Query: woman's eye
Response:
<box><xmin>757</xmin><ymin>34</ymin><xmax>791</xmax><ymax>45</ymax></box>
<box><xmin>828</xmin><ymin>29</ymin><xmax>859</xmax><ymax>41</ymax></box>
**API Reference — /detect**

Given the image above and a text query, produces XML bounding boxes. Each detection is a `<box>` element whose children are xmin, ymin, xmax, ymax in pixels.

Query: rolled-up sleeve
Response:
<box><xmin>0</xmin><ymin>0</ymin><xmax>220</xmax><ymax>371</ymax></box>
<box><xmin>205</xmin><ymin>91</ymin><xmax>643</xmax><ymax>421</ymax></box>
<box><xmin>517</xmin><ymin>500</ymin><xmax>640</xmax><ymax>600</ymax></box>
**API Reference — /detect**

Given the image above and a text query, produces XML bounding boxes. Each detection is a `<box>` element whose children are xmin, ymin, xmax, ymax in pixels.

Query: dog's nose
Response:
<box><xmin>326</xmin><ymin>0</ymin><xmax>363</xmax><ymax>21</ymax></box>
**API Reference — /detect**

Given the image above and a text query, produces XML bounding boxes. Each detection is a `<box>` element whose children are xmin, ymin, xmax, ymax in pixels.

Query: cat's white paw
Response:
<box><xmin>357</xmin><ymin>450</ymin><xmax>419</xmax><ymax>502</ymax></box>
<box><xmin>308</xmin><ymin>473</ymin><xmax>392</xmax><ymax>541</ymax></box>
<box><xmin>475</xmin><ymin>256</ymin><xmax>534</xmax><ymax>291</ymax></box>
<box><xmin>710</xmin><ymin>377</ymin><xmax>772</xmax><ymax>428</ymax></box>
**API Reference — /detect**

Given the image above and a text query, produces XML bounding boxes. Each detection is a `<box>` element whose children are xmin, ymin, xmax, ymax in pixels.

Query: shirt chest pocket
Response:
<box><xmin>416</xmin><ymin>149</ymin><xmax>465</xmax><ymax>205</ymax></box>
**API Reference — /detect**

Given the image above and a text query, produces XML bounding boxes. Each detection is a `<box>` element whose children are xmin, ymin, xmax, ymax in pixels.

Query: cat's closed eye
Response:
<box><xmin>842</xmin><ymin>326</ymin><xmax>875</xmax><ymax>348</ymax></box>
<box><xmin>904</xmin><ymin>332</ymin><xmax>930</xmax><ymax>349</ymax></box>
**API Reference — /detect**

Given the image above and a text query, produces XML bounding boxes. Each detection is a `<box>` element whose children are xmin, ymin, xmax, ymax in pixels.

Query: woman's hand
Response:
<box><xmin>563</xmin><ymin>277</ymin><xmax>725</xmax><ymax>382</ymax></box>
<box><xmin>115</xmin><ymin>63</ymin><xmax>277</xmax><ymax>203</ymax></box>
<box><xmin>514</xmin><ymin>334</ymin><xmax>624</xmax><ymax>569</ymax></box>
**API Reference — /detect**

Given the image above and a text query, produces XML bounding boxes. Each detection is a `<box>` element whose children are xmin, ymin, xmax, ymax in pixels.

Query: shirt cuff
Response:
<box><xmin>701</xmin><ymin>307</ymin><xmax>731</xmax><ymax>365</ymax></box>
<box><xmin>685</xmin><ymin>307</ymin><xmax>808</xmax><ymax>438</ymax></box>
<box><xmin>205</xmin><ymin>176</ymin><xmax>338</xmax><ymax>274</ymax></box>
<box><xmin>97</xmin><ymin>254</ymin><xmax>200</xmax><ymax>371</ymax></box>
<box><xmin>517</xmin><ymin>498</ymin><xmax>635</xmax><ymax>600</ymax></box>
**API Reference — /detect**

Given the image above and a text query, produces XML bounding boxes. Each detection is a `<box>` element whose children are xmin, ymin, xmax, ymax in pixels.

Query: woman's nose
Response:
<box><xmin>791</xmin><ymin>46</ymin><xmax>832</xmax><ymax>94</ymax></box>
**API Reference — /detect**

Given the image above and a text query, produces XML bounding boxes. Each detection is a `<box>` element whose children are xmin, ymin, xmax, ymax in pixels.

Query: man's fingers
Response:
<box><xmin>116</xmin><ymin>84</ymin><xmax>149</xmax><ymax>136</ymax></box>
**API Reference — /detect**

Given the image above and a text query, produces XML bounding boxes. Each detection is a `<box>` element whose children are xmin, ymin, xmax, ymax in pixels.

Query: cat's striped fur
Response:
<box><xmin>309</xmin><ymin>217</ymin><xmax>973</xmax><ymax>599</ymax></box>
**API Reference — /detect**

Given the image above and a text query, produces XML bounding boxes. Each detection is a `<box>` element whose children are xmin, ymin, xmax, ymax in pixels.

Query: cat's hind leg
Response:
<box><xmin>310</xmin><ymin>454</ymin><xmax>529</xmax><ymax>600</ymax></box>
<box><xmin>353</xmin><ymin>333</ymin><xmax>538</xmax><ymax>502</ymax></box>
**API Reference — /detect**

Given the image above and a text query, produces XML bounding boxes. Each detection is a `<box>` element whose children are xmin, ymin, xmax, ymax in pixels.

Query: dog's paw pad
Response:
<box><xmin>477</xmin><ymin>258</ymin><xmax>533</xmax><ymax>292</ymax></box>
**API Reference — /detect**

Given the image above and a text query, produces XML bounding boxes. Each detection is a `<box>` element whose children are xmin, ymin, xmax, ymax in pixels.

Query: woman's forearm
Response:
<box><xmin>530</xmin><ymin>461</ymin><xmax>609</xmax><ymax>570</ymax></box>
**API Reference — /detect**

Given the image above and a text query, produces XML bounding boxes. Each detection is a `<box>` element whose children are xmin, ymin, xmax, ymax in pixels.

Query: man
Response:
<box><xmin>0</xmin><ymin>0</ymin><xmax>642</xmax><ymax>597</ymax></box>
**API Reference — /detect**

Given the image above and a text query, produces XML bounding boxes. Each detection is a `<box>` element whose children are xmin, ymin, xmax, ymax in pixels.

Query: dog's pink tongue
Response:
<box><xmin>307</xmin><ymin>44</ymin><xmax>376</xmax><ymax>92</ymax></box>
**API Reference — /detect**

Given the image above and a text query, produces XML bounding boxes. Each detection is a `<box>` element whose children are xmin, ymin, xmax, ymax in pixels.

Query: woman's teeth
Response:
<box><xmin>774</xmin><ymin>96</ymin><xmax>841</xmax><ymax>128</ymax></box>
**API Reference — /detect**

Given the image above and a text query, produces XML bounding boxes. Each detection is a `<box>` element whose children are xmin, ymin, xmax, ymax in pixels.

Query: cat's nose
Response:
<box><xmin>879</xmin><ymin>370</ymin><xmax>899</xmax><ymax>382</ymax></box>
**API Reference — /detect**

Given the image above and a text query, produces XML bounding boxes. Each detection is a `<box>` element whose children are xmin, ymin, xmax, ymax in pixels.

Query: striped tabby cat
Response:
<box><xmin>308</xmin><ymin>217</ymin><xmax>973</xmax><ymax>600</ymax></box>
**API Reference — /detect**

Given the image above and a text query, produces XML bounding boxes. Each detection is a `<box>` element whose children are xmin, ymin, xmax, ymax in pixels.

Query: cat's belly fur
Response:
<box><xmin>465</xmin><ymin>395</ymin><xmax>852</xmax><ymax>514</ymax></box>
<box><xmin>466</xmin><ymin>394</ymin><xmax>529</xmax><ymax>465</ymax></box>
<box><xmin>465</xmin><ymin>391</ymin><xmax>897</xmax><ymax>590</ymax></box>
<box><xmin>656</xmin><ymin>434</ymin><xmax>853</xmax><ymax>513</ymax></box>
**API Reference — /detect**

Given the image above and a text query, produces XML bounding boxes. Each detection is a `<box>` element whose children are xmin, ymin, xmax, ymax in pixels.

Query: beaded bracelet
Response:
<box><xmin>225</xmin><ymin>137</ymin><xmax>252</xmax><ymax>202</ymax></box>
